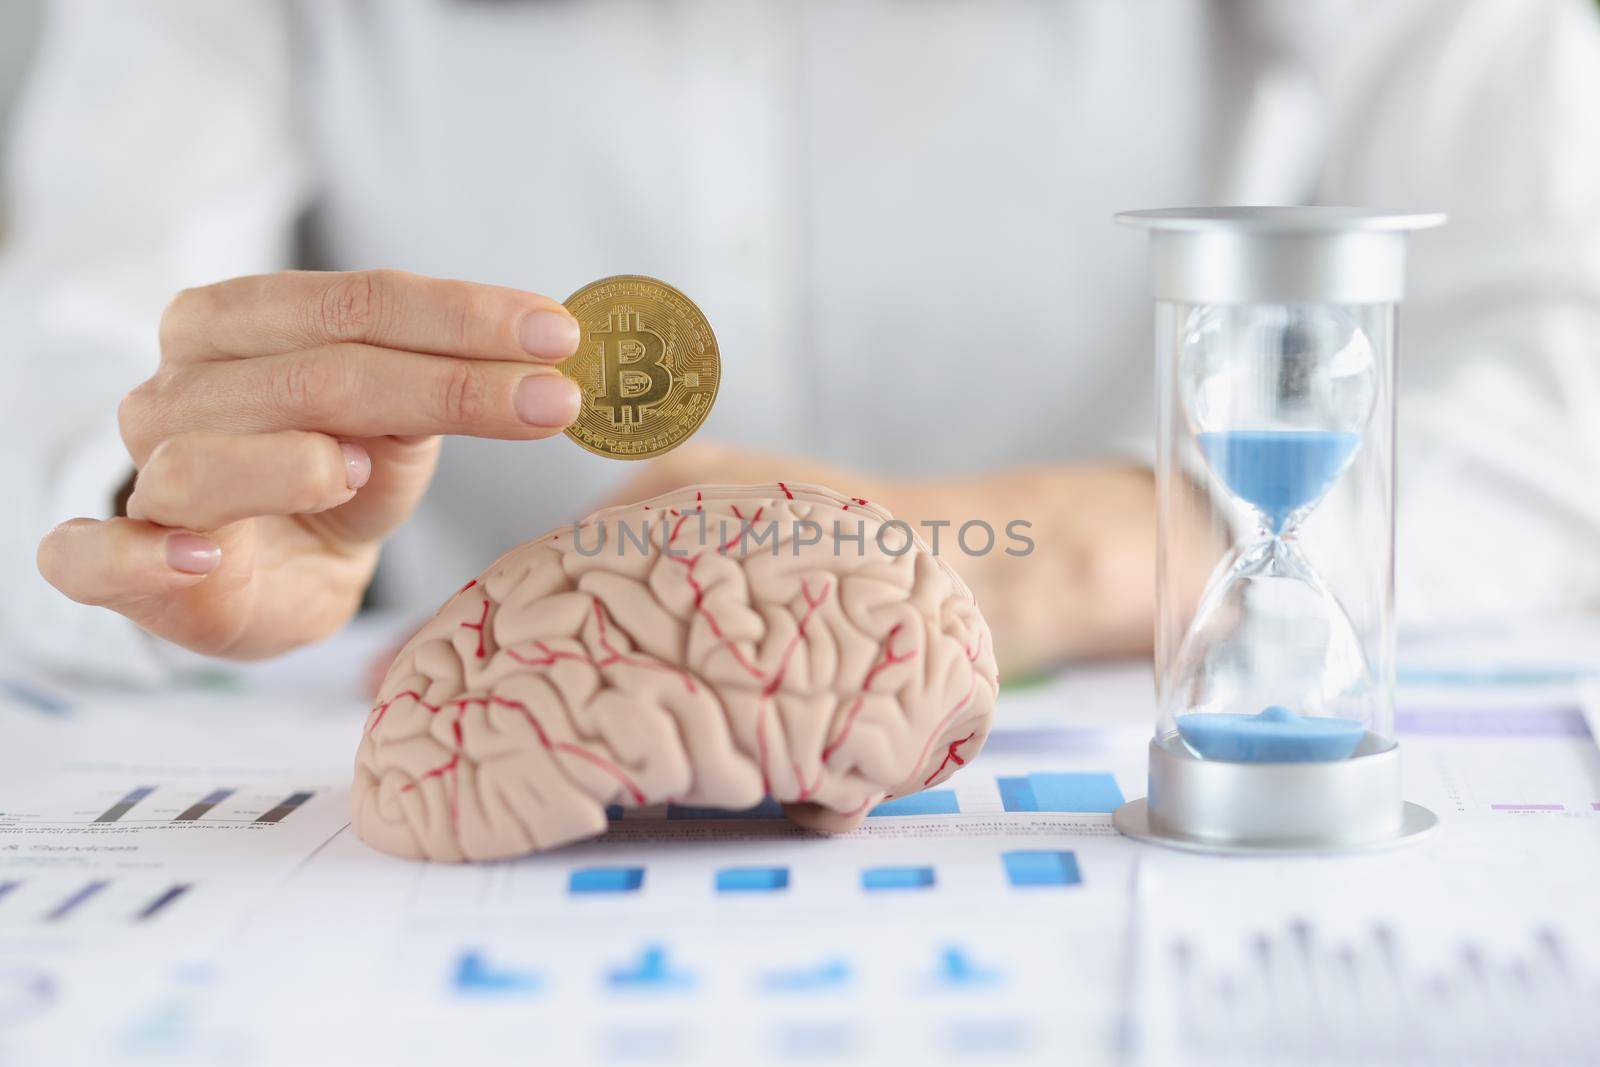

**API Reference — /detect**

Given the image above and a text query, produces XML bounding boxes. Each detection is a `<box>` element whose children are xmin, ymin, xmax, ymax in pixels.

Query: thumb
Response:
<box><xmin>37</xmin><ymin>517</ymin><xmax>221</xmax><ymax>623</ymax></box>
<box><xmin>301</xmin><ymin>435</ymin><xmax>443</xmax><ymax>545</ymax></box>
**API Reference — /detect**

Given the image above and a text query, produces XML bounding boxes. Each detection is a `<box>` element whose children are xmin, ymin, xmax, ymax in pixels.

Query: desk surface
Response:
<box><xmin>2</xmin><ymin>622</ymin><xmax>1598</xmax><ymax>1067</ymax></box>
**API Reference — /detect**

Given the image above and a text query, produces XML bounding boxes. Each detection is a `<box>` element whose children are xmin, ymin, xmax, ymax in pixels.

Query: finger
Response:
<box><xmin>38</xmin><ymin>518</ymin><xmax>220</xmax><ymax>617</ymax></box>
<box><xmin>297</xmin><ymin>434</ymin><xmax>442</xmax><ymax>546</ymax></box>
<box><xmin>125</xmin><ymin>431</ymin><xmax>370</xmax><ymax>532</ymax></box>
<box><xmin>120</xmin><ymin>347</ymin><xmax>580</xmax><ymax>462</ymax></box>
<box><xmin>161</xmin><ymin>269</ymin><xmax>581</xmax><ymax>365</ymax></box>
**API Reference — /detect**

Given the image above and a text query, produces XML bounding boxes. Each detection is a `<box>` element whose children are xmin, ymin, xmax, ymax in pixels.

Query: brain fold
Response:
<box><xmin>353</xmin><ymin>483</ymin><xmax>999</xmax><ymax>861</ymax></box>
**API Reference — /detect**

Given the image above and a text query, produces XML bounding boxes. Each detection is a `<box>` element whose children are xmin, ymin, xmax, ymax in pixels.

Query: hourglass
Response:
<box><xmin>1112</xmin><ymin>207</ymin><xmax>1443</xmax><ymax>852</ymax></box>
<box><xmin>1174</xmin><ymin>303</ymin><xmax>1376</xmax><ymax>764</ymax></box>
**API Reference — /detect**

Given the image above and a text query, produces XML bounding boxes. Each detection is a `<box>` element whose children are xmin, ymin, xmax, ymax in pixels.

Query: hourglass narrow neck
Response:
<box><xmin>1197</xmin><ymin>429</ymin><xmax>1361</xmax><ymax>533</ymax></box>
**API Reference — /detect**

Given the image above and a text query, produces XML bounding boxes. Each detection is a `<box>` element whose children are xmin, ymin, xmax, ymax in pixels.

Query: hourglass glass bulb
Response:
<box><xmin>1180</xmin><ymin>306</ymin><xmax>1377</xmax><ymax>532</ymax></box>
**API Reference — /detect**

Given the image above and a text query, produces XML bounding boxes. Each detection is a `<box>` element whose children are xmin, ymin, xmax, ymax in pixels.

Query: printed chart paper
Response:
<box><xmin>1</xmin><ymin>668</ymin><xmax>1597</xmax><ymax>1066</ymax></box>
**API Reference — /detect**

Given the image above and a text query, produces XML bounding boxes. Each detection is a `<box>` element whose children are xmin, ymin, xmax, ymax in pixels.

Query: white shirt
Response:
<box><xmin>3</xmin><ymin>0</ymin><xmax>1599</xmax><ymax>682</ymax></box>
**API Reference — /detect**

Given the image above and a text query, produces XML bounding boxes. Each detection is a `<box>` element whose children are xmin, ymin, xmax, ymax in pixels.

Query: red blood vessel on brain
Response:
<box><xmin>353</xmin><ymin>483</ymin><xmax>999</xmax><ymax>861</ymax></box>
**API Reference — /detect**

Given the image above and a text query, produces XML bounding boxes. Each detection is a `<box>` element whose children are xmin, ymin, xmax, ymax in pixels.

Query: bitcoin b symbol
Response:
<box><xmin>560</xmin><ymin>274</ymin><xmax>719</xmax><ymax>460</ymax></box>
<box><xmin>595</xmin><ymin>307</ymin><xmax>672</xmax><ymax>425</ymax></box>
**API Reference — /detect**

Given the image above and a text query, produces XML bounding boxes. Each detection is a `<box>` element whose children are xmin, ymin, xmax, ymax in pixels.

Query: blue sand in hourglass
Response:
<box><xmin>1196</xmin><ymin>430</ymin><xmax>1361</xmax><ymax>532</ymax></box>
<box><xmin>1177</xmin><ymin>706</ymin><xmax>1365</xmax><ymax>762</ymax></box>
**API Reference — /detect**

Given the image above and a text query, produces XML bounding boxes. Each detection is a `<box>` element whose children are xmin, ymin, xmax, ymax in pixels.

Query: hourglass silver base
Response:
<box><xmin>1112</xmin><ymin>736</ymin><xmax>1438</xmax><ymax>854</ymax></box>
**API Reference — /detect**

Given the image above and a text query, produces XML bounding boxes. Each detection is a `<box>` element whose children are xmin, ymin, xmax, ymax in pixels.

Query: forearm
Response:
<box><xmin>612</xmin><ymin>447</ymin><xmax>1180</xmax><ymax>677</ymax></box>
<box><xmin>889</xmin><ymin>465</ymin><xmax>1162</xmax><ymax>676</ymax></box>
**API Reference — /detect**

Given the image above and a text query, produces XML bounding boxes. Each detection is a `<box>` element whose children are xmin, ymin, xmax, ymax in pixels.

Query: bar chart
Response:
<box><xmin>93</xmin><ymin>787</ymin><xmax>154</xmax><ymax>823</ymax></box>
<box><xmin>135</xmin><ymin>883</ymin><xmax>191</xmax><ymax>920</ymax></box>
<box><xmin>606</xmin><ymin>945</ymin><xmax>696</xmax><ymax>992</ymax></box>
<box><xmin>440</xmin><ymin>941</ymin><xmax>1015</xmax><ymax>1001</ymax></box>
<box><xmin>1001</xmin><ymin>850</ymin><xmax>1083</xmax><ymax>887</ymax></box>
<box><xmin>2</xmin><ymin>878</ymin><xmax>199</xmax><ymax>925</ymax></box>
<box><xmin>174</xmin><ymin>789</ymin><xmax>235</xmax><ymax>821</ymax></box>
<box><xmin>996</xmin><ymin>773</ymin><xmax>1124</xmax><ymax>814</ymax></box>
<box><xmin>569</xmin><ymin>867</ymin><xmax>645</xmax><ymax>895</ymax></box>
<box><xmin>0</xmin><ymin>783</ymin><xmax>322</xmax><ymax>827</ymax></box>
<box><xmin>43</xmin><ymin>880</ymin><xmax>108</xmax><ymax>921</ymax></box>
<box><xmin>758</xmin><ymin>958</ymin><xmax>852</xmax><ymax>993</ymax></box>
<box><xmin>3</xmin><ymin>784</ymin><xmax>344</xmax><ymax>935</ymax></box>
<box><xmin>926</xmin><ymin>946</ymin><xmax>1003</xmax><ymax>989</ymax></box>
<box><xmin>254</xmin><ymin>792</ymin><xmax>314</xmax><ymax>824</ymax></box>
<box><xmin>860</xmin><ymin>866</ymin><xmax>936</xmax><ymax>891</ymax></box>
<box><xmin>453</xmin><ymin>950</ymin><xmax>541</xmax><ymax>995</ymax></box>
<box><xmin>556</xmin><ymin>849</ymin><xmax>1084</xmax><ymax>900</ymax></box>
<box><xmin>63</xmin><ymin>714</ymin><xmax>1574</xmax><ymax>834</ymax></box>
<box><xmin>600</xmin><ymin>769</ymin><xmax>1128</xmax><ymax>822</ymax></box>
<box><xmin>867</xmin><ymin>791</ymin><xmax>959</xmax><ymax>817</ymax></box>
<box><xmin>714</xmin><ymin>866</ymin><xmax>789</xmax><ymax>893</ymax></box>
<box><xmin>1154</xmin><ymin>919</ymin><xmax>1600</xmax><ymax>1064</ymax></box>
<box><xmin>1403</xmin><ymin>723</ymin><xmax>1600</xmax><ymax>819</ymax></box>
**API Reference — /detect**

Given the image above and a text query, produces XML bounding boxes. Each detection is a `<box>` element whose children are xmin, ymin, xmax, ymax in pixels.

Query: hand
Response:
<box><xmin>604</xmin><ymin>443</ymin><xmax>1175</xmax><ymax>676</ymax></box>
<box><xmin>37</xmin><ymin>269</ymin><xmax>583</xmax><ymax>659</ymax></box>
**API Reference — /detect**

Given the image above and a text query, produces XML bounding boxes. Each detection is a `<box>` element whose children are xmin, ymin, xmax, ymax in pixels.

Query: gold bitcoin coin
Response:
<box><xmin>560</xmin><ymin>275</ymin><xmax>720</xmax><ymax>460</ymax></box>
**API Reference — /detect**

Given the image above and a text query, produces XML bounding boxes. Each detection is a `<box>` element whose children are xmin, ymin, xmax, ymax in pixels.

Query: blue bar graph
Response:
<box><xmin>997</xmin><ymin>772</ymin><xmax>1123</xmax><ymax>813</ymax></box>
<box><xmin>94</xmin><ymin>786</ymin><xmax>154</xmax><ymax>823</ymax></box>
<box><xmin>136</xmin><ymin>883</ymin><xmax>191</xmax><ymax>920</ymax></box>
<box><xmin>569</xmin><ymin>866</ymin><xmax>645</xmax><ymax>894</ymax></box>
<box><xmin>666</xmin><ymin>798</ymin><xmax>786</xmax><ymax>820</ymax></box>
<box><xmin>861</xmin><ymin>866</ymin><xmax>935</xmax><ymax>891</ymax></box>
<box><xmin>1002</xmin><ymin>849</ymin><xmax>1082</xmax><ymax>887</ymax></box>
<box><xmin>0</xmin><ymin>678</ymin><xmax>69</xmax><ymax>714</ymax></box>
<box><xmin>453</xmin><ymin>950</ymin><xmax>541</xmax><ymax>994</ymax></box>
<box><xmin>606</xmin><ymin>945</ymin><xmax>695</xmax><ymax>991</ymax></box>
<box><xmin>45</xmin><ymin>880</ymin><xmax>107</xmax><ymax>921</ymax></box>
<box><xmin>759</xmin><ymin>959</ymin><xmax>852</xmax><ymax>993</ymax></box>
<box><xmin>868</xmin><ymin>790</ymin><xmax>959</xmax><ymax>817</ymax></box>
<box><xmin>929</xmin><ymin>946</ymin><xmax>1002</xmax><ymax>988</ymax></box>
<box><xmin>175</xmin><ymin>790</ymin><xmax>233</xmax><ymax>822</ymax></box>
<box><xmin>714</xmin><ymin>866</ymin><xmax>789</xmax><ymax>893</ymax></box>
<box><xmin>255</xmin><ymin>791</ymin><xmax>313</xmax><ymax>824</ymax></box>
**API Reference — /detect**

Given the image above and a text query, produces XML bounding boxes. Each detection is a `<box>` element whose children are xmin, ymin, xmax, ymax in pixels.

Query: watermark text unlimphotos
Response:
<box><xmin>569</xmin><ymin>514</ymin><xmax>1035</xmax><ymax>558</ymax></box>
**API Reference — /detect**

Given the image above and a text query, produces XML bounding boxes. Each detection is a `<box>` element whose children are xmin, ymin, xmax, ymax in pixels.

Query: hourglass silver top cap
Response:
<box><xmin>1116</xmin><ymin>206</ymin><xmax>1446</xmax><ymax>305</ymax></box>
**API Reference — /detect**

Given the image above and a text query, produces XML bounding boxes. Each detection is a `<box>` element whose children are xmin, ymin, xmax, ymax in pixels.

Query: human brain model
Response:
<box><xmin>353</xmin><ymin>483</ymin><xmax>998</xmax><ymax>861</ymax></box>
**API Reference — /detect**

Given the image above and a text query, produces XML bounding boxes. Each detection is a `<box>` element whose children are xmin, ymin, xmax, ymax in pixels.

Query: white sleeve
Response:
<box><xmin>1324</xmin><ymin>0</ymin><xmax>1600</xmax><ymax>627</ymax></box>
<box><xmin>0</xmin><ymin>0</ymin><xmax>308</xmax><ymax>683</ymax></box>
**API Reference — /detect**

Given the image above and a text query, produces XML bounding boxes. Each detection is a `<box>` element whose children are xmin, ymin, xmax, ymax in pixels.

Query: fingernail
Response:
<box><xmin>514</xmin><ymin>374</ymin><xmax>581</xmax><ymax>427</ymax></box>
<box><xmin>519</xmin><ymin>310</ymin><xmax>581</xmax><ymax>360</ymax></box>
<box><xmin>341</xmin><ymin>442</ymin><xmax>372</xmax><ymax>489</ymax></box>
<box><xmin>166</xmin><ymin>533</ymin><xmax>220</xmax><ymax>575</ymax></box>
